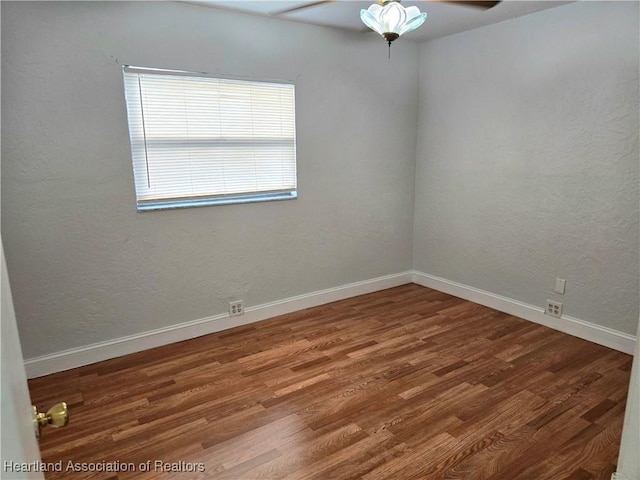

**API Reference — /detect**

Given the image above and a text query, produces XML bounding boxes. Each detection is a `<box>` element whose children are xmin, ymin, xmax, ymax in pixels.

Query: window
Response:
<box><xmin>122</xmin><ymin>66</ymin><xmax>297</xmax><ymax>211</ymax></box>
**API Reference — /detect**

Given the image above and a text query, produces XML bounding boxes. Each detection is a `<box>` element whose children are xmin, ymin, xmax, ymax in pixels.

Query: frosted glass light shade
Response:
<box><xmin>360</xmin><ymin>2</ymin><xmax>427</xmax><ymax>39</ymax></box>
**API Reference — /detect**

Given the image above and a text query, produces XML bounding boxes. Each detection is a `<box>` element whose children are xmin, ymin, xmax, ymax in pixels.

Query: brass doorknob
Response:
<box><xmin>32</xmin><ymin>402</ymin><xmax>68</xmax><ymax>438</ymax></box>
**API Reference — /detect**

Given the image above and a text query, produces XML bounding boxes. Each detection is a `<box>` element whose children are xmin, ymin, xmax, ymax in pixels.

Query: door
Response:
<box><xmin>1</xmin><ymin>239</ymin><xmax>45</xmax><ymax>480</ymax></box>
<box><xmin>615</xmin><ymin>316</ymin><xmax>640</xmax><ymax>479</ymax></box>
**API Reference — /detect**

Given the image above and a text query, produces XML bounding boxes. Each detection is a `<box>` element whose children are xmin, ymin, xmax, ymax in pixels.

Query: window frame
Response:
<box><xmin>122</xmin><ymin>66</ymin><xmax>298</xmax><ymax>211</ymax></box>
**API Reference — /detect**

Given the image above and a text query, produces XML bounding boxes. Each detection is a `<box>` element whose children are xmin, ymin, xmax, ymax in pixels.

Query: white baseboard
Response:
<box><xmin>412</xmin><ymin>271</ymin><xmax>636</xmax><ymax>355</ymax></box>
<box><xmin>24</xmin><ymin>272</ymin><xmax>414</xmax><ymax>378</ymax></box>
<box><xmin>25</xmin><ymin>269</ymin><xmax>635</xmax><ymax>378</ymax></box>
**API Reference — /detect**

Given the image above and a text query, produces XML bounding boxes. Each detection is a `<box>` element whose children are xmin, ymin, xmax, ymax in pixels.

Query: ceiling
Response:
<box><xmin>181</xmin><ymin>0</ymin><xmax>572</xmax><ymax>42</ymax></box>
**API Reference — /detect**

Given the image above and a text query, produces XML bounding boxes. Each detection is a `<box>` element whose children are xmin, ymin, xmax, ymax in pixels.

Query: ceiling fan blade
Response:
<box><xmin>438</xmin><ymin>0</ymin><xmax>501</xmax><ymax>9</ymax></box>
<box><xmin>272</xmin><ymin>0</ymin><xmax>335</xmax><ymax>16</ymax></box>
<box><xmin>273</xmin><ymin>0</ymin><xmax>500</xmax><ymax>19</ymax></box>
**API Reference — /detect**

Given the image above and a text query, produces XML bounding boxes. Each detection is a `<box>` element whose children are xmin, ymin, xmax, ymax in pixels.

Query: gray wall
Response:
<box><xmin>1</xmin><ymin>1</ymin><xmax>419</xmax><ymax>358</ymax></box>
<box><xmin>413</xmin><ymin>1</ymin><xmax>639</xmax><ymax>334</ymax></box>
<box><xmin>3</xmin><ymin>1</ymin><xmax>639</xmax><ymax>360</ymax></box>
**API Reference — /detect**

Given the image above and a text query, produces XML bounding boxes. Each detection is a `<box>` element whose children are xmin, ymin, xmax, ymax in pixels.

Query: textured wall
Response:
<box><xmin>1</xmin><ymin>2</ymin><xmax>419</xmax><ymax>358</ymax></box>
<box><xmin>414</xmin><ymin>1</ymin><xmax>639</xmax><ymax>334</ymax></box>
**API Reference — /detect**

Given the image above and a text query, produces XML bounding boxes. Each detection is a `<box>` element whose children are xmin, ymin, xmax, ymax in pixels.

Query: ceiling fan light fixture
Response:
<box><xmin>360</xmin><ymin>0</ymin><xmax>427</xmax><ymax>52</ymax></box>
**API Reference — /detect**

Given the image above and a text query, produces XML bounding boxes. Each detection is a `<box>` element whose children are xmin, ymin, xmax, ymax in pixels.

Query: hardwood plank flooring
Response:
<box><xmin>28</xmin><ymin>284</ymin><xmax>631</xmax><ymax>480</ymax></box>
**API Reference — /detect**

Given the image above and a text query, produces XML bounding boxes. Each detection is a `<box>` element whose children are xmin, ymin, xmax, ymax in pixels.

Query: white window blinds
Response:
<box><xmin>122</xmin><ymin>66</ymin><xmax>297</xmax><ymax>210</ymax></box>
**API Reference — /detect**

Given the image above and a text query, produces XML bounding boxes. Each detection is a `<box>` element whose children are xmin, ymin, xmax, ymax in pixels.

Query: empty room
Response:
<box><xmin>1</xmin><ymin>0</ymin><xmax>639</xmax><ymax>479</ymax></box>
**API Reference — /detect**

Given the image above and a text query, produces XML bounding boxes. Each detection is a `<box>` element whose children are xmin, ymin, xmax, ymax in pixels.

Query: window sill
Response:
<box><xmin>137</xmin><ymin>191</ymin><xmax>297</xmax><ymax>212</ymax></box>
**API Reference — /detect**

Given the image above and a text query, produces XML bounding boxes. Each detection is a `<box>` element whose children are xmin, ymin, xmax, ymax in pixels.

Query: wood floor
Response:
<box><xmin>29</xmin><ymin>284</ymin><xmax>632</xmax><ymax>480</ymax></box>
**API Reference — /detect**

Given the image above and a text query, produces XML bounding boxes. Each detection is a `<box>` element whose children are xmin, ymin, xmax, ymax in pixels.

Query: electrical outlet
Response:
<box><xmin>229</xmin><ymin>300</ymin><xmax>244</xmax><ymax>317</ymax></box>
<box><xmin>546</xmin><ymin>299</ymin><xmax>563</xmax><ymax>318</ymax></box>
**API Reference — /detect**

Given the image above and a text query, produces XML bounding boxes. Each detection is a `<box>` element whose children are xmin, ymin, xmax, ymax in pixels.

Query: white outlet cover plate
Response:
<box><xmin>546</xmin><ymin>299</ymin><xmax>563</xmax><ymax>318</ymax></box>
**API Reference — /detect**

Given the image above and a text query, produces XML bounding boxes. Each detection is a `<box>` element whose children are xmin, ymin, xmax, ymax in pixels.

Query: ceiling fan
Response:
<box><xmin>274</xmin><ymin>0</ymin><xmax>501</xmax><ymax>54</ymax></box>
<box><xmin>274</xmin><ymin>0</ymin><xmax>501</xmax><ymax>16</ymax></box>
